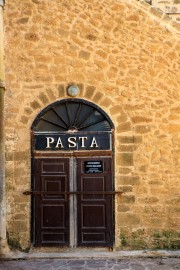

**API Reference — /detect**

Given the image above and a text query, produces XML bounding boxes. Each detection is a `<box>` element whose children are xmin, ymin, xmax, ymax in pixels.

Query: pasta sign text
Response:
<box><xmin>46</xmin><ymin>136</ymin><xmax>99</xmax><ymax>149</ymax></box>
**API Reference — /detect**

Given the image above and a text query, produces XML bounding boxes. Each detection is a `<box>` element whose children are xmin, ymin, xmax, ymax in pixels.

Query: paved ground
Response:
<box><xmin>0</xmin><ymin>258</ymin><xmax>180</xmax><ymax>270</ymax></box>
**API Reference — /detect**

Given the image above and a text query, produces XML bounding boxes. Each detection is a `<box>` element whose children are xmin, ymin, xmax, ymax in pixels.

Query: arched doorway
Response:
<box><xmin>31</xmin><ymin>99</ymin><xmax>115</xmax><ymax>248</ymax></box>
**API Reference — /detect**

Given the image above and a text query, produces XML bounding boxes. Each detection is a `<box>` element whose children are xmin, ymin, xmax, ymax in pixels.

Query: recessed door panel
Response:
<box><xmin>82</xmin><ymin>177</ymin><xmax>105</xmax><ymax>200</ymax></box>
<box><xmin>33</xmin><ymin>158</ymin><xmax>69</xmax><ymax>246</ymax></box>
<box><xmin>42</xmin><ymin>232</ymin><xmax>65</xmax><ymax>244</ymax></box>
<box><xmin>77</xmin><ymin>157</ymin><xmax>113</xmax><ymax>247</ymax></box>
<box><xmin>42</xmin><ymin>205</ymin><xmax>65</xmax><ymax>228</ymax></box>
<box><xmin>42</xmin><ymin>175</ymin><xmax>67</xmax><ymax>200</ymax></box>
<box><xmin>82</xmin><ymin>233</ymin><xmax>106</xmax><ymax>243</ymax></box>
<box><xmin>41</xmin><ymin>161</ymin><xmax>66</xmax><ymax>173</ymax></box>
<box><xmin>82</xmin><ymin>205</ymin><xmax>105</xmax><ymax>228</ymax></box>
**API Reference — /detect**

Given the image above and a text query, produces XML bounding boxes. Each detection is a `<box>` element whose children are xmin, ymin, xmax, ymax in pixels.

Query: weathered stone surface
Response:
<box><xmin>92</xmin><ymin>92</ymin><xmax>104</xmax><ymax>103</ymax></box>
<box><xmin>30</xmin><ymin>101</ymin><xmax>41</xmax><ymax>110</ymax></box>
<box><xmin>149</xmin><ymin>0</ymin><xmax>180</xmax><ymax>22</ymax></box>
<box><xmin>118</xmin><ymin>194</ymin><xmax>136</xmax><ymax>204</ymax></box>
<box><xmin>118</xmin><ymin>145</ymin><xmax>136</xmax><ymax>152</ymax></box>
<box><xmin>84</xmin><ymin>85</ymin><xmax>96</xmax><ymax>99</ymax></box>
<box><xmin>135</xmin><ymin>125</ymin><xmax>151</xmax><ymax>134</ymax></box>
<box><xmin>131</xmin><ymin>116</ymin><xmax>153</xmax><ymax>124</ymax></box>
<box><xmin>119</xmin><ymin>153</ymin><xmax>134</xmax><ymax>166</ymax></box>
<box><xmin>3</xmin><ymin>0</ymin><xmax>180</xmax><ymax>251</ymax></box>
<box><xmin>110</xmin><ymin>105</ymin><xmax>122</xmax><ymax>115</ymax></box>
<box><xmin>0</xmin><ymin>258</ymin><xmax>179</xmax><ymax>270</ymax></box>
<box><xmin>117</xmin><ymin>205</ymin><xmax>131</xmax><ymax>212</ymax></box>
<box><xmin>119</xmin><ymin>176</ymin><xmax>140</xmax><ymax>185</ymax></box>
<box><xmin>117</xmin><ymin>213</ymin><xmax>140</xmax><ymax>226</ymax></box>
<box><xmin>8</xmin><ymin>221</ymin><xmax>28</xmax><ymax>232</ymax></box>
<box><xmin>117</xmin><ymin>136</ymin><xmax>142</xmax><ymax>144</ymax></box>
<box><xmin>117</xmin><ymin>122</ymin><xmax>132</xmax><ymax>133</ymax></box>
<box><xmin>79</xmin><ymin>50</ymin><xmax>90</xmax><ymax>60</ymax></box>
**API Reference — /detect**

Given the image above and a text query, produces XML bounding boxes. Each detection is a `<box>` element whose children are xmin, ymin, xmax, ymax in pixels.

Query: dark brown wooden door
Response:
<box><xmin>33</xmin><ymin>158</ymin><xmax>69</xmax><ymax>246</ymax></box>
<box><xmin>33</xmin><ymin>156</ymin><xmax>114</xmax><ymax>247</ymax></box>
<box><xmin>77</xmin><ymin>157</ymin><xmax>114</xmax><ymax>247</ymax></box>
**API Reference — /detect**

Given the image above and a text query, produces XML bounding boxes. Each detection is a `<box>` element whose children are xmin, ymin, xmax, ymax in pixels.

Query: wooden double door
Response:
<box><xmin>32</xmin><ymin>156</ymin><xmax>114</xmax><ymax>247</ymax></box>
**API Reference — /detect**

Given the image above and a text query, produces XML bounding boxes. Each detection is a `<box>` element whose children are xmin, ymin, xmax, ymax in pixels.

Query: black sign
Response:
<box><xmin>84</xmin><ymin>161</ymin><xmax>103</xmax><ymax>173</ymax></box>
<box><xmin>33</xmin><ymin>132</ymin><xmax>111</xmax><ymax>151</ymax></box>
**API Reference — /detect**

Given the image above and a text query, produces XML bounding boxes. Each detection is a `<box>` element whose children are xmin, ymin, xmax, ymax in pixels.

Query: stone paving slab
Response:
<box><xmin>0</xmin><ymin>258</ymin><xmax>180</xmax><ymax>270</ymax></box>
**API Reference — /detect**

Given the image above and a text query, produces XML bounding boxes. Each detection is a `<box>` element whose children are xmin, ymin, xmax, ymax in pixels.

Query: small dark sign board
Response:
<box><xmin>84</xmin><ymin>161</ymin><xmax>103</xmax><ymax>174</ymax></box>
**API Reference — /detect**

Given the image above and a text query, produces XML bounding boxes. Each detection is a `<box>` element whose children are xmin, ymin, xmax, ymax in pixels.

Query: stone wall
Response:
<box><xmin>3</xmin><ymin>0</ymin><xmax>180</xmax><ymax>250</ymax></box>
<box><xmin>145</xmin><ymin>0</ymin><xmax>180</xmax><ymax>22</ymax></box>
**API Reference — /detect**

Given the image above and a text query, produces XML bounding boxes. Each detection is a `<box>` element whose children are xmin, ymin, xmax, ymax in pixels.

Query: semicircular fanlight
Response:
<box><xmin>32</xmin><ymin>99</ymin><xmax>114</xmax><ymax>132</ymax></box>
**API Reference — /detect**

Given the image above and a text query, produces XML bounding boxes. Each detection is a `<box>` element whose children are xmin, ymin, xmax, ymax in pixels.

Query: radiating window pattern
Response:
<box><xmin>32</xmin><ymin>99</ymin><xmax>113</xmax><ymax>132</ymax></box>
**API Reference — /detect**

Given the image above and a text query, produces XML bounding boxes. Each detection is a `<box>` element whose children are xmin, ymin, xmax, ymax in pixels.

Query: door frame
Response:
<box><xmin>30</xmin><ymin>98</ymin><xmax>115</xmax><ymax>248</ymax></box>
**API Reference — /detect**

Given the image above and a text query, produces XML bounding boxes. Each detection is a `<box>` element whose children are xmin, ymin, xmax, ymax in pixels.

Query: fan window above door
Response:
<box><xmin>32</xmin><ymin>98</ymin><xmax>114</xmax><ymax>132</ymax></box>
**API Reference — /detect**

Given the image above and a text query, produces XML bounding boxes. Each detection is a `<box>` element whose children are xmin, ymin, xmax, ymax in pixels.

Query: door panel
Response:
<box><xmin>77</xmin><ymin>157</ymin><xmax>113</xmax><ymax>247</ymax></box>
<box><xmin>82</xmin><ymin>205</ymin><xmax>106</xmax><ymax>227</ymax></box>
<box><xmin>33</xmin><ymin>158</ymin><xmax>69</xmax><ymax>246</ymax></box>
<box><xmin>82</xmin><ymin>177</ymin><xmax>105</xmax><ymax>200</ymax></box>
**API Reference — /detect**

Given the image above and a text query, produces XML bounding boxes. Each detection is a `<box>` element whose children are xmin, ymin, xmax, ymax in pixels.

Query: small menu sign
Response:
<box><xmin>84</xmin><ymin>161</ymin><xmax>103</xmax><ymax>174</ymax></box>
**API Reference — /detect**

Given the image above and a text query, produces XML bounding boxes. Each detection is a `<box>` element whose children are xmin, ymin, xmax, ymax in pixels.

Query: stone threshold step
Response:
<box><xmin>1</xmin><ymin>249</ymin><xmax>180</xmax><ymax>260</ymax></box>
